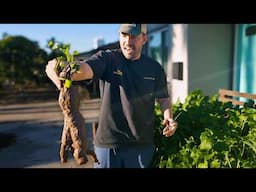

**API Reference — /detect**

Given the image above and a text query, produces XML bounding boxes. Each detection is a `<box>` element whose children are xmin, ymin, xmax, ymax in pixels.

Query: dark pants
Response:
<box><xmin>94</xmin><ymin>145</ymin><xmax>155</xmax><ymax>168</ymax></box>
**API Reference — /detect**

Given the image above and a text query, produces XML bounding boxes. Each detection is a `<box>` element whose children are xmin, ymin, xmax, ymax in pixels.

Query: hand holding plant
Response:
<box><xmin>48</xmin><ymin>40</ymin><xmax>80</xmax><ymax>88</ymax></box>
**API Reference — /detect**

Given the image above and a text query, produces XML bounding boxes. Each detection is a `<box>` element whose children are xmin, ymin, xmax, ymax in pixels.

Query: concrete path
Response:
<box><xmin>0</xmin><ymin>99</ymin><xmax>100</xmax><ymax>168</ymax></box>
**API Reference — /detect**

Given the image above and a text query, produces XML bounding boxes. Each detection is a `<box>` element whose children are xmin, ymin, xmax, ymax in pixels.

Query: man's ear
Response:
<box><xmin>142</xmin><ymin>34</ymin><xmax>148</xmax><ymax>45</ymax></box>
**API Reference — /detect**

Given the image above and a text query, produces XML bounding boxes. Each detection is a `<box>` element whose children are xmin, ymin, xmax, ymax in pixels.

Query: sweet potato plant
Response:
<box><xmin>152</xmin><ymin>89</ymin><xmax>256</xmax><ymax>168</ymax></box>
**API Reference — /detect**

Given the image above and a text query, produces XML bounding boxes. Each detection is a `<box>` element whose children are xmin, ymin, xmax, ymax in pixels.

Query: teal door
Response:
<box><xmin>235</xmin><ymin>24</ymin><xmax>256</xmax><ymax>97</ymax></box>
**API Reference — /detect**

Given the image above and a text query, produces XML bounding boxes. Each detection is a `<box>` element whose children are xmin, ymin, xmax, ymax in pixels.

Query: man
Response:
<box><xmin>46</xmin><ymin>24</ymin><xmax>177</xmax><ymax>168</ymax></box>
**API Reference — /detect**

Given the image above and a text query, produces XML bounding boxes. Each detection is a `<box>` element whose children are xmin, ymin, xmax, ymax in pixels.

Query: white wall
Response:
<box><xmin>187</xmin><ymin>24</ymin><xmax>234</xmax><ymax>97</ymax></box>
<box><xmin>146</xmin><ymin>24</ymin><xmax>234</xmax><ymax>103</ymax></box>
<box><xmin>168</xmin><ymin>24</ymin><xmax>188</xmax><ymax>103</ymax></box>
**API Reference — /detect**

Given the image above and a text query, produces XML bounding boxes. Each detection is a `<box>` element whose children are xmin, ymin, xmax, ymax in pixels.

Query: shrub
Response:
<box><xmin>152</xmin><ymin>90</ymin><xmax>256</xmax><ymax>168</ymax></box>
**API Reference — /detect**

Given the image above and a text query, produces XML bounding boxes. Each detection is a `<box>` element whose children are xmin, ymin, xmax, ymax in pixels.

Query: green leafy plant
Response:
<box><xmin>47</xmin><ymin>40</ymin><xmax>80</xmax><ymax>88</ymax></box>
<box><xmin>152</xmin><ymin>89</ymin><xmax>256</xmax><ymax>168</ymax></box>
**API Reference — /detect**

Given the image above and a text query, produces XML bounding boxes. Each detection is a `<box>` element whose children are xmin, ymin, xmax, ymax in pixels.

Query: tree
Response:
<box><xmin>0</xmin><ymin>35</ymin><xmax>48</xmax><ymax>88</ymax></box>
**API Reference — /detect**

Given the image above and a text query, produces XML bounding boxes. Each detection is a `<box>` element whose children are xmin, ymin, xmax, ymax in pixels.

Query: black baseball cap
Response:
<box><xmin>119</xmin><ymin>24</ymin><xmax>147</xmax><ymax>36</ymax></box>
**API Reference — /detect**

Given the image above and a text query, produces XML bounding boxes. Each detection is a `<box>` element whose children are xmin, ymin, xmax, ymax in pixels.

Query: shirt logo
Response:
<box><xmin>113</xmin><ymin>70</ymin><xmax>123</xmax><ymax>76</ymax></box>
<box><xmin>144</xmin><ymin>77</ymin><xmax>155</xmax><ymax>80</ymax></box>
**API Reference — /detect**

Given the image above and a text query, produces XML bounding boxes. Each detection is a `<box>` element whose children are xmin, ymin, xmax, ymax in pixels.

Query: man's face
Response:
<box><xmin>119</xmin><ymin>32</ymin><xmax>147</xmax><ymax>61</ymax></box>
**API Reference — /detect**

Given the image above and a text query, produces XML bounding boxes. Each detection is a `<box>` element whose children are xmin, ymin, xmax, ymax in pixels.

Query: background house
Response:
<box><xmin>146</xmin><ymin>24</ymin><xmax>256</xmax><ymax>103</ymax></box>
<box><xmin>79</xmin><ymin>24</ymin><xmax>256</xmax><ymax>104</ymax></box>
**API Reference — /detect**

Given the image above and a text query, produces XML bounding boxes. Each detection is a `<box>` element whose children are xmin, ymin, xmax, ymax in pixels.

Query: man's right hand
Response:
<box><xmin>45</xmin><ymin>59</ymin><xmax>61</xmax><ymax>90</ymax></box>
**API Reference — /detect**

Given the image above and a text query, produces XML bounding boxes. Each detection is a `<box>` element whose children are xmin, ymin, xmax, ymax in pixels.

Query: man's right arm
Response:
<box><xmin>71</xmin><ymin>61</ymin><xmax>94</xmax><ymax>81</ymax></box>
<box><xmin>45</xmin><ymin>59</ymin><xmax>94</xmax><ymax>90</ymax></box>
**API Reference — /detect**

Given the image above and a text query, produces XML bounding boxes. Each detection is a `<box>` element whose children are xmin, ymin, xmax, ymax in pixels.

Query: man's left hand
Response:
<box><xmin>162</xmin><ymin>118</ymin><xmax>177</xmax><ymax>137</ymax></box>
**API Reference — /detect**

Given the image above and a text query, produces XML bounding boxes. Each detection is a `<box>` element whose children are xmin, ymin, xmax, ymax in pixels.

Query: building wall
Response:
<box><xmin>187</xmin><ymin>24</ymin><xmax>234</xmax><ymax>97</ymax></box>
<box><xmin>233</xmin><ymin>24</ymin><xmax>256</xmax><ymax>95</ymax></box>
<box><xmin>146</xmin><ymin>24</ymin><xmax>186</xmax><ymax>103</ymax></box>
<box><xmin>147</xmin><ymin>24</ymin><xmax>234</xmax><ymax>103</ymax></box>
<box><xmin>168</xmin><ymin>24</ymin><xmax>188</xmax><ymax>103</ymax></box>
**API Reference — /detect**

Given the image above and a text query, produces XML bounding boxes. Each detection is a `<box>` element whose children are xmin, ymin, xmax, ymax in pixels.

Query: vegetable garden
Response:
<box><xmin>152</xmin><ymin>90</ymin><xmax>256</xmax><ymax>168</ymax></box>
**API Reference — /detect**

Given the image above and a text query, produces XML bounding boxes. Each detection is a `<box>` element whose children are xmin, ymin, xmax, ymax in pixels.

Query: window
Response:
<box><xmin>147</xmin><ymin>29</ymin><xmax>169</xmax><ymax>72</ymax></box>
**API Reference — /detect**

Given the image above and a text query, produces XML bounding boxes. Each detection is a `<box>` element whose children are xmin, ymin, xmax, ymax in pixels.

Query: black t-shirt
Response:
<box><xmin>86</xmin><ymin>49</ymin><xmax>169</xmax><ymax>147</ymax></box>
